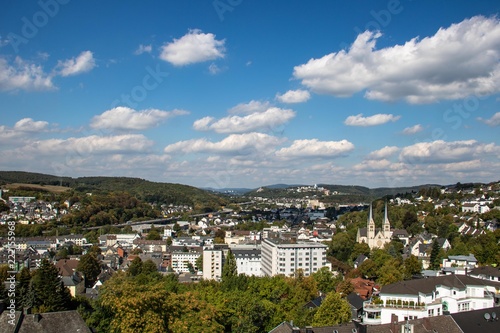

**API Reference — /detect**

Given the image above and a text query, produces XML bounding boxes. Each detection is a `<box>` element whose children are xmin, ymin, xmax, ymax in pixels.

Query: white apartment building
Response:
<box><xmin>99</xmin><ymin>234</ymin><xmax>140</xmax><ymax>247</ymax></box>
<box><xmin>261</xmin><ymin>238</ymin><xmax>330</xmax><ymax>277</ymax></box>
<box><xmin>171</xmin><ymin>250</ymin><xmax>201</xmax><ymax>273</ymax></box>
<box><xmin>232</xmin><ymin>247</ymin><xmax>262</xmax><ymax>277</ymax></box>
<box><xmin>363</xmin><ymin>275</ymin><xmax>500</xmax><ymax>325</ymax></box>
<box><xmin>202</xmin><ymin>244</ymin><xmax>229</xmax><ymax>281</ymax></box>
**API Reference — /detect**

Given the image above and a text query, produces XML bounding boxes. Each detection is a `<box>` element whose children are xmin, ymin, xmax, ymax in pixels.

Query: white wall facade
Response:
<box><xmin>261</xmin><ymin>239</ymin><xmax>330</xmax><ymax>277</ymax></box>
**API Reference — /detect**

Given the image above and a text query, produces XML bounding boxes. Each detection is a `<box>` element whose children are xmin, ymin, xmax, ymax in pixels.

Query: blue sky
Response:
<box><xmin>0</xmin><ymin>0</ymin><xmax>499</xmax><ymax>189</ymax></box>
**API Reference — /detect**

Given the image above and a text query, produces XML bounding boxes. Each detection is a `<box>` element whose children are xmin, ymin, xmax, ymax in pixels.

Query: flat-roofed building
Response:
<box><xmin>261</xmin><ymin>238</ymin><xmax>330</xmax><ymax>277</ymax></box>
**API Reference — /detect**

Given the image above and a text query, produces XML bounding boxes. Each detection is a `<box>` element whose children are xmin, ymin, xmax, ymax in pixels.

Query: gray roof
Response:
<box><xmin>267</xmin><ymin>316</ymin><xmax>464</xmax><ymax>333</ymax></box>
<box><xmin>0</xmin><ymin>310</ymin><xmax>91</xmax><ymax>333</ymax></box>
<box><xmin>381</xmin><ymin>275</ymin><xmax>500</xmax><ymax>296</ymax></box>
<box><xmin>448</xmin><ymin>254</ymin><xmax>477</xmax><ymax>262</ymax></box>
<box><xmin>470</xmin><ymin>266</ymin><xmax>500</xmax><ymax>278</ymax></box>
<box><xmin>232</xmin><ymin>248</ymin><xmax>261</xmax><ymax>258</ymax></box>
<box><xmin>451</xmin><ymin>307</ymin><xmax>500</xmax><ymax>333</ymax></box>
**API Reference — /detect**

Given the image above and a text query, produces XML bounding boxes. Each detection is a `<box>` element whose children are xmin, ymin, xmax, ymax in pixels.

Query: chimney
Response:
<box><xmin>305</xmin><ymin>326</ymin><xmax>313</xmax><ymax>333</ymax></box>
<box><xmin>33</xmin><ymin>313</ymin><xmax>41</xmax><ymax>323</ymax></box>
<box><xmin>390</xmin><ymin>314</ymin><xmax>398</xmax><ymax>333</ymax></box>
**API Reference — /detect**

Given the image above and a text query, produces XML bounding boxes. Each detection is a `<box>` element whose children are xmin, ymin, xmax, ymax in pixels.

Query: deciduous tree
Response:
<box><xmin>312</xmin><ymin>292</ymin><xmax>351</xmax><ymax>326</ymax></box>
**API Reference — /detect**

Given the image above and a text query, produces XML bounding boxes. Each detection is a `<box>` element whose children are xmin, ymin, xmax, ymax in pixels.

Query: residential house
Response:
<box><xmin>232</xmin><ymin>247</ymin><xmax>262</xmax><ymax>277</ymax></box>
<box><xmin>362</xmin><ymin>275</ymin><xmax>500</xmax><ymax>325</ymax></box>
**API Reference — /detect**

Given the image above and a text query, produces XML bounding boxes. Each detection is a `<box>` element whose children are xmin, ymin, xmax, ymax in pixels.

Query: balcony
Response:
<box><xmin>364</xmin><ymin>300</ymin><xmax>426</xmax><ymax>311</ymax></box>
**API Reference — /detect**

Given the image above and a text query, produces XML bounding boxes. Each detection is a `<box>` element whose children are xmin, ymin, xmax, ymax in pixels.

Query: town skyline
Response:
<box><xmin>1</xmin><ymin>1</ymin><xmax>500</xmax><ymax>189</ymax></box>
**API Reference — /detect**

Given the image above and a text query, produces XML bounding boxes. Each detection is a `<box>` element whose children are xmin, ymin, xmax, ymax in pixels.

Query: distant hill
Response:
<box><xmin>244</xmin><ymin>183</ymin><xmax>442</xmax><ymax>202</ymax></box>
<box><xmin>0</xmin><ymin>171</ymin><xmax>227</xmax><ymax>211</ymax></box>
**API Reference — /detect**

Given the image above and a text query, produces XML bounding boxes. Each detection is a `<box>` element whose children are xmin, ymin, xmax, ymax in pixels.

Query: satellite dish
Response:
<box><xmin>484</xmin><ymin>313</ymin><xmax>491</xmax><ymax>321</ymax></box>
<box><xmin>492</xmin><ymin>312</ymin><xmax>497</xmax><ymax>319</ymax></box>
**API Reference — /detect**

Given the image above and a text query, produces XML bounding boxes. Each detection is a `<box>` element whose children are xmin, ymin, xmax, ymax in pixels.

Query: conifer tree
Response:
<box><xmin>31</xmin><ymin>258</ymin><xmax>73</xmax><ymax>312</ymax></box>
<box><xmin>15</xmin><ymin>267</ymin><xmax>32</xmax><ymax>309</ymax></box>
<box><xmin>222</xmin><ymin>250</ymin><xmax>237</xmax><ymax>280</ymax></box>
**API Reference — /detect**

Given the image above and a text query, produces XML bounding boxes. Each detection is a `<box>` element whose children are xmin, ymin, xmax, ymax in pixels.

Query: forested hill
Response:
<box><xmin>0</xmin><ymin>171</ymin><xmax>227</xmax><ymax>211</ymax></box>
<box><xmin>245</xmin><ymin>183</ymin><xmax>441</xmax><ymax>203</ymax></box>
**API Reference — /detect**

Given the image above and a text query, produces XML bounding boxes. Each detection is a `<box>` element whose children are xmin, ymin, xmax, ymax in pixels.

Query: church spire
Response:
<box><xmin>367</xmin><ymin>203</ymin><xmax>375</xmax><ymax>238</ymax></box>
<box><xmin>383</xmin><ymin>201</ymin><xmax>391</xmax><ymax>234</ymax></box>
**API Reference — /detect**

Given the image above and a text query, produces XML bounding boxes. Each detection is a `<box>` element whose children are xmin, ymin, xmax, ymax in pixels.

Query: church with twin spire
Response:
<box><xmin>356</xmin><ymin>202</ymin><xmax>393</xmax><ymax>249</ymax></box>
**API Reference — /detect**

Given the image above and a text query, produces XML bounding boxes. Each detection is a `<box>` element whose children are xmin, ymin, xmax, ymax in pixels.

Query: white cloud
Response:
<box><xmin>0</xmin><ymin>56</ymin><xmax>54</xmax><ymax>91</ymax></box>
<box><xmin>22</xmin><ymin>134</ymin><xmax>153</xmax><ymax>155</ymax></box>
<box><xmin>275</xmin><ymin>139</ymin><xmax>354</xmax><ymax>158</ymax></box>
<box><xmin>13</xmin><ymin>118</ymin><xmax>49</xmax><ymax>132</ymax></box>
<box><xmin>91</xmin><ymin>107</ymin><xmax>189</xmax><ymax>131</ymax></box>
<box><xmin>164</xmin><ymin>132</ymin><xmax>284</xmax><ymax>155</ymax></box>
<box><xmin>160</xmin><ymin>29</ymin><xmax>225</xmax><ymax>66</ymax></box>
<box><xmin>399</xmin><ymin>140</ymin><xmax>499</xmax><ymax>164</ymax></box>
<box><xmin>402</xmin><ymin>124</ymin><xmax>424</xmax><ymax>135</ymax></box>
<box><xmin>228</xmin><ymin>100</ymin><xmax>271</xmax><ymax>115</ymax></box>
<box><xmin>275</xmin><ymin>89</ymin><xmax>311</xmax><ymax>104</ymax></box>
<box><xmin>477</xmin><ymin>112</ymin><xmax>500</xmax><ymax>126</ymax></box>
<box><xmin>367</xmin><ymin>146</ymin><xmax>399</xmax><ymax>160</ymax></box>
<box><xmin>353</xmin><ymin>159</ymin><xmax>393</xmax><ymax>171</ymax></box>
<box><xmin>0</xmin><ymin>118</ymin><xmax>51</xmax><ymax>144</ymax></box>
<box><xmin>293</xmin><ymin>16</ymin><xmax>500</xmax><ymax>103</ymax></box>
<box><xmin>57</xmin><ymin>51</ymin><xmax>96</xmax><ymax>77</ymax></box>
<box><xmin>193</xmin><ymin>107</ymin><xmax>295</xmax><ymax>134</ymax></box>
<box><xmin>134</xmin><ymin>44</ymin><xmax>152</xmax><ymax>55</ymax></box>
<box><xmin>208</xmin><ymin>63</ymin><xmax>222</xmax><ymax>75</ymax></box>
<box><xmin>344</xmin><ymin>113</ymin><xmax>400</xmax><ymax>126</ymax></box>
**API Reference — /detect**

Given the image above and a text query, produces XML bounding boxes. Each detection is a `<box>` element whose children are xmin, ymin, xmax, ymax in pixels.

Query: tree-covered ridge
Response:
<box><xmin>0</xmin><ymin>171</ymin><xmax>227</xmax><ymax>211</ymax></box>
<box><xmin>244</xmin><ymin>183</ymin><xmax>439</xmax><ymax>203</ymax></box>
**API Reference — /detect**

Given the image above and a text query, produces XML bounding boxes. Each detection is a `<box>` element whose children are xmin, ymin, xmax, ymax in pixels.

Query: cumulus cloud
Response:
<box><xmin>477</xmin><ymin>112</ymin><xmax>500</xmax><ymax>126</ymax></box>
<box><xmin>22</xmin><ymin>134</ymin><xmax>153</xmax><ymax>155</ymax></box>
<box><xmin>91</xmin><ymin>107</ymin><xmax>189</xmax><ymax>131</ymax></box>
<box><xmin>293</xmin><ymin>16</ymin><xmax>500</xmax><ymax>103</ymax></box>
<box><xmin>134</xmin><ymin>44</ymin><xmax>152</xmax><ymax>55</ymax></box>
<box><xmin>193</xmin><ymin>107</ymin><xmax>295</xmax><ymax>133</ymax></box>
<box><xmin>0</xmin><ymin>56</ymin><xmax>54</xmax><ymax>91</ymax></box>
<box><xmin>367</xmin><ymin>146</ymin><xmax>399</xmax><ymax>160</ymax></box>
<box><xmin>399</xmin><ymin>140</ymin><xmax>499</xmax><ymax>164</ymax></box>
<box><xmin>164</xmin><ymin>132</ymin><xmax>284</xmax><ymax>155</ymax></box>
<box><xmin>275</xmin><ymin>89</ymin><xmax>311</xmax><ymax>103</ymax></box>
<box><xmin>160</xmin><ymin>29</ymin><xmax>225</xmax><ymax>66</ymax></box>
<box><xmin>228</xmin><ymin>100</ymin><xmax>271</xmax><ymax>115</ymax></box>
<box><xmin>13</xmin><ymin>118</ymin><xmax>49</xmax><ymax>132</ymax></box>
<box><xmin>275</xmin><ymin>139</ymin><xmax>354</xmax><ymax>158</ymax></box>
<box><xmin>353</xmin><ymin>159</ymin><xmax>393</xmax><ymax>171</ymax></box>
<box><xmin>402</xmin><ymin>124</ymin><xmax>424</xmax><ymax>135</ymax></box>
<box><xmin>57</xmin><ymin>51</ymin><xmax>96</xmax><ymax>77</ymax></box>
<box><xmin>344</xmin><ymin>113</ymin><xmax>400</xmax><ymax>126</ymax></box>
<box><xmin>0</xmin><ymin>118</ymin><xmax>51</xmax><ymax>143</ymax></box>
